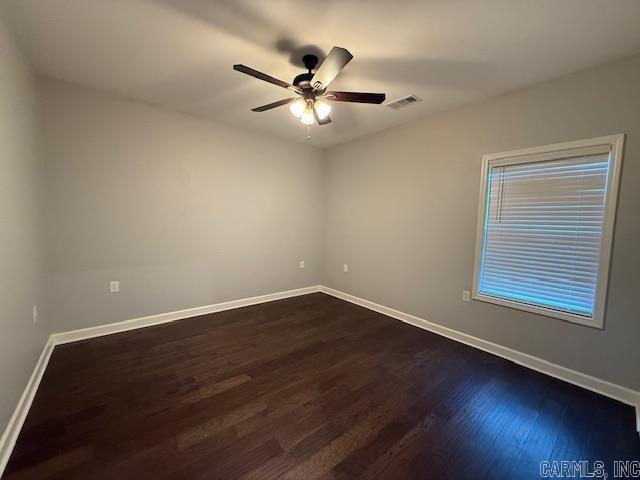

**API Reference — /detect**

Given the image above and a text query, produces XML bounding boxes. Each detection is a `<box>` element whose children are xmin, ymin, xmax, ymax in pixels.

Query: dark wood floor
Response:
<box><xmin>4</xmin><ymin>293</ymin><xmax>638</xmax><ymax>479</ymax></box>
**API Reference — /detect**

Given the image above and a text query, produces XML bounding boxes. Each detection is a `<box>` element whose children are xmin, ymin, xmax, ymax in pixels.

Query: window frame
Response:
<box><xmin>472</xmin><ymin>134</ymin><xmax>625</xmax><ymax>329</ymax></box>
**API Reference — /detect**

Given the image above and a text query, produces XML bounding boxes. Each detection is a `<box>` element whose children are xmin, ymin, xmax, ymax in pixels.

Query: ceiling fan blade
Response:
<box><xmin>313</xmin><ymin>107</ymin><xmax>332</xmax><ymax>126</ymax></box>
<box><xmin>251</xmin><ymin>98</ymin><xmax>297</xmax><ymax>112</ymax></box>
<box><xmin>233</xmin><ymin>64</ymin><xmax>298</xmax><ymax>92</ymax></box>
<box><xmin>311</xmin><ymin>47</ymin><xmax>353</xmax><ymax>91</ymax></box>
<box><xmin>323</xmin><ymin>91</ymin><xmax>386</xmax><ymax>104</ymax></box>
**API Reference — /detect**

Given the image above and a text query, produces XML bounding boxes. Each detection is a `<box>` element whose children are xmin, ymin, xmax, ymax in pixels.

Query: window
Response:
<box><xmin>472</xmin><ymin>135</ymin><xmax>624</xmax><ymax>329</ymax></box>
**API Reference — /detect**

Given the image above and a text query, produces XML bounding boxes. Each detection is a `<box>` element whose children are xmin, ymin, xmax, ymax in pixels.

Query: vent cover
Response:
<box><xmin>385</xmin><ymin>95</ymin><xmax>423</xmax><ymax>110</ymax></box>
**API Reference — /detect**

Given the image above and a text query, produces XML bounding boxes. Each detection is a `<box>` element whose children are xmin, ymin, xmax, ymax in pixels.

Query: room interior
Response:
<box><xmin>1</xmin><ymin>1</ymin><xmax>639</xmax><ymax>479</ymax></box>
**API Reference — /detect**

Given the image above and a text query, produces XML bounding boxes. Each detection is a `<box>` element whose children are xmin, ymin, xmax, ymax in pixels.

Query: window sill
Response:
<box><xmin>472</xmin><ymin>291</ymin><xmax>604</xmax><ymax>329</ymax></box>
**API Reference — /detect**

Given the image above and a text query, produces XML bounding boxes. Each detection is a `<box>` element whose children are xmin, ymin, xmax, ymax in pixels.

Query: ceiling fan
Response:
<box><xmin>233</xmin><ymin>46</ymin><xmax>385</xmax><ymax>126</ymax></box>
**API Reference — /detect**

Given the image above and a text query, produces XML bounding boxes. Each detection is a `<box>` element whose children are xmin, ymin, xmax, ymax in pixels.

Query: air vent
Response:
<box><xmin>385</xmin><ymin>95</ymin><xmax>423</xmax><ymax>110</ymax></box>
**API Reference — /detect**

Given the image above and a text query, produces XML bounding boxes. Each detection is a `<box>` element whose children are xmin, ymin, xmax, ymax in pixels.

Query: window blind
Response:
<box><xmin>477</xmin><ymin>153</ymin><xmax>610</xmax><ymax>318</ymax></box>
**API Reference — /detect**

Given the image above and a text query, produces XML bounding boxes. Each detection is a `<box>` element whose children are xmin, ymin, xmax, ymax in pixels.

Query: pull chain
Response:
<box><xmin>307</xmin><ymin>124</ymin><xmax>311</xmax><ymax>142</ymax></box>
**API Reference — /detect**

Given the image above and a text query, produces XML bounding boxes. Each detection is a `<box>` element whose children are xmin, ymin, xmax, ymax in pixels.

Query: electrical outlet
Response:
<box><xmin>109</xmin><ymin>280</ymin><xmax>120</xmax><ymax>293</ymax></box>
<box><xmin>299</xmin><ymin>260</ymin><xmax>305</xmax><ymax>269</ymax></box>
<box><xmin>343</xmin><ymin>264</ymin><xmax>349</xmax><ymax>273</ymax></box>
<box><xmin>462</xmin><ymin>290</ymin><xmax>471</xmax><ymax>302</ymax></box>
<box><xmin>32</xmin><ymin>305</ymin><xmax>38</xmax><ymax>324</ymax></box>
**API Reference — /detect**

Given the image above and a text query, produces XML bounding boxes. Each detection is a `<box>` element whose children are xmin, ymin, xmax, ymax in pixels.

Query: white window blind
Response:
<box><xmin>473</xmin><ymin>135</ymin><xmax>624</xmax><ymax>328</ymax></box>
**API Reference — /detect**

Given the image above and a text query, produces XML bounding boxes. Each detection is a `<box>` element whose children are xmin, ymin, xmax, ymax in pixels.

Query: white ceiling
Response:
<box><xmin>5</xmin><ymin>0</ymin><xmax>640</xmax><ymax>147</ymax></box>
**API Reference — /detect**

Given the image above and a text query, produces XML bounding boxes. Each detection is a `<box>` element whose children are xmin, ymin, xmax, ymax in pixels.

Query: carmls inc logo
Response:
<box><xmin>539</xmin><ymin>460</ymin><xmax>640</xmax><ymax>478</ymax></box>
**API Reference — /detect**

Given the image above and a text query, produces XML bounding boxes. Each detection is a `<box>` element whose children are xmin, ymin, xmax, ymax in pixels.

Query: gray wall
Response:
<box><xmin>0</xmin><ymin>12</ymin><xmax>48</xmax><ymax>431</ymax></box>
<box><xmin>39</xmin><ymin>78</ymin><xmax>324</xmax><ymax>332</ymax></box>
<box><xmin>323</xmin><ymin>55</ymin><xmax>640</xmax><ymax>391</ymax></box>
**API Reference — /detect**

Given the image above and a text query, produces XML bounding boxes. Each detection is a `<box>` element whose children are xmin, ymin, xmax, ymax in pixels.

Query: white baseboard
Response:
<box><xmin>320</xmin><ymin>286</ymin><xmax>640</xmax><ymax>414</ymax></box>
<box><xmin>0</xmin><ymin>338</ymin><xmax>55</xmax><ymax>476</ymax></box>
<box><xmin>51</xmin><ymin>285</ymin><xmax>321</xmax><ymax>345</ymax></box>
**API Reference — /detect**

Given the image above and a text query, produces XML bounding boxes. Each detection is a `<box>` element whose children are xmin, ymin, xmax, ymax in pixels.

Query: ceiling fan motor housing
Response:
<box><xmin>293</xmin><ymin>72</ymin><xmax>313</xmax><ymax>88</ymax></box>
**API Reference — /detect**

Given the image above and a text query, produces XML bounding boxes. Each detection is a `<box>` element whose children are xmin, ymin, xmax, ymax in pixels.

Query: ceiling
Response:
<box><xmin>5</xmin><ymin>0</ymin><xmax>640</xmax><ymax>148</ymax></box>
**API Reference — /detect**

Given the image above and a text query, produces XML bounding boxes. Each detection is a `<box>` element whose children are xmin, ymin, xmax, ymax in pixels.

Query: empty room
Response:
<box><xmin>1</xmin><ymin>1</ymin><xmax>639</xmax><ymax>479</ymax></box>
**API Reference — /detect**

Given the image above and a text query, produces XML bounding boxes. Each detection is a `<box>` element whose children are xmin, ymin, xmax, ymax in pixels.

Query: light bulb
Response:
<box><xmin>314</xmin><ymin>100</ymin><xmax>331</xmax><ymax>120</ymax></box>
<box><xmin>289</xmin><ymin>98</ymin><xmax>305</xmax><ymax>118</ymax></box>
<box><xmin>300</xmin><ymin>107</ymin><xmax>315</xmax><ymax>125</ymax></box>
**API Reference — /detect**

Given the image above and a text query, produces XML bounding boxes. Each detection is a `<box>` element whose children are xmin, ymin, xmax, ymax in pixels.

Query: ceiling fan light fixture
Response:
<box><xmin>289</xmin><ymin>98</ymin><xmax>306</xmax><ymax>118</ymax></box>
<box><xmin>314</xmin><ymin>100</ymin><xmax>331</xmax><ymax>120</ymax></box>
<box><xmin>299</xmin><ymin>99</ymin><xmax>315</xmax><ymax>125</ymax></box>
<box><xmin>300</xmin><ymin>107</ymin><xmax>315</xmax><ymax>125</ymax></box>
